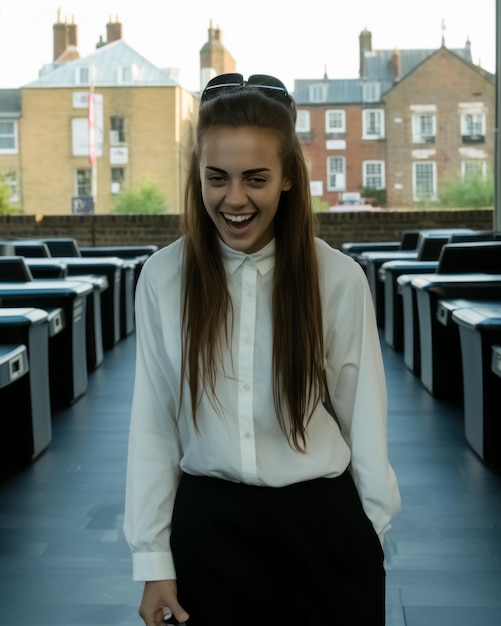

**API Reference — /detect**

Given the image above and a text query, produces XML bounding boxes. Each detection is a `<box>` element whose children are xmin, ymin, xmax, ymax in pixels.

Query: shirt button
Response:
<box><xmin>243</xmin><ymin>383</ymin><xmax>251</xmax><ymax>391</ymax></box>
<box><xmin>243</xmin><ymin>432</ymin><xmax>252</xmax><ymax>439</ymax></box>
<box><xmin>247</xmin><ymin>291</ymin><xmax>254</xmax><ymax>298</ymax></box>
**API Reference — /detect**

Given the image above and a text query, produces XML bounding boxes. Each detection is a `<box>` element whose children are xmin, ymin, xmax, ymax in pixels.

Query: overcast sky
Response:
<box><xmin>0</xmin><ymin>0</ymin><xmax>496</xmax><ymax>92</ymax></box>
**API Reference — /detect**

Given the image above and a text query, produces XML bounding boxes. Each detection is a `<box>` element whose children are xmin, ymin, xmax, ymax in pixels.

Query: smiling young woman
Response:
<box><xmin>200</xmin><ymin>126</ymin><xmax>291</xmax><ymax>254</ymax></box>
<box><xmin>124</xmin><ymin>74</ymin><xmax>400</xmax><ymax>626</ymax></box>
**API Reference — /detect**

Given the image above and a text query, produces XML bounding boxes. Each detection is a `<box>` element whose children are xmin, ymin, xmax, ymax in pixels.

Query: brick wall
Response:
<box><xmin>0</xmin><ymin>209</ymin><xmax>493</xmax><ymax>252</ymax></box>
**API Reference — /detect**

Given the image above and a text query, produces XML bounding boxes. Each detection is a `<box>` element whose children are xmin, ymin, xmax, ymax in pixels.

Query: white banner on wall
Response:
<box><xmin>72</xmin><ymin>92</ymin><xmax>104</xmax><ymax>158</ymax></box>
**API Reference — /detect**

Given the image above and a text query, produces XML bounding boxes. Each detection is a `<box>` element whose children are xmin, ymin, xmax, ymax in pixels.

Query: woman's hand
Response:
<box><xmin>139</xmin><ymin>579</ymin><xmax>190</xmax><ymax>625</ymax></box>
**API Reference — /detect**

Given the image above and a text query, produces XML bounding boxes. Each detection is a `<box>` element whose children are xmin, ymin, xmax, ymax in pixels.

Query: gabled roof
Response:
<box><xmin>0</xmin><ymin>89</ymin><xmax>22</xmax><ymax>117</ymax></box>
<box><xmin>293</xmin><ymin>43</ymin><xmax>490</xmax><ymax>106</ymax></box>
<box><xmin>24</xmin><ymin>39</ymin><xmax>178</xmax><ymax>88</ymax></box>
<box><xmin>363</xmin><ymin>46</ymin><xmax>473</xmax><ymax>80</ymax></box>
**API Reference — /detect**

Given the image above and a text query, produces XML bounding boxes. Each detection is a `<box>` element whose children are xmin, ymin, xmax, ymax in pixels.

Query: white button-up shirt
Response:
<box><xmin>124</xmin><ymin>237</ymin><xmax>400</xmax><ymax>581</ymax></box>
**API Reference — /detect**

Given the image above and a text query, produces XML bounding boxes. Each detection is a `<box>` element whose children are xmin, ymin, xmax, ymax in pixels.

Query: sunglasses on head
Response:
<box><xmin>201</xmin><ymin>73</ymin><xmax>292</xmax><ymax>106</ymax></box>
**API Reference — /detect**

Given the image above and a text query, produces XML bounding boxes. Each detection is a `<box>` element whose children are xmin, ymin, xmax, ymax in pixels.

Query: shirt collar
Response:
<box><xmin>219</xmin><ymin>238</ymin><xmax>276</xmax><ymax>276</ymax></box>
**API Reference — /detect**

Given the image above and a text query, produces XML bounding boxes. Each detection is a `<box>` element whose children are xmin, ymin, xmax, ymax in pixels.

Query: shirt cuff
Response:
<box><xmin>132</xmin><ymin>551</ymin><xmax>177</xmax><ymax>581</ymax></box>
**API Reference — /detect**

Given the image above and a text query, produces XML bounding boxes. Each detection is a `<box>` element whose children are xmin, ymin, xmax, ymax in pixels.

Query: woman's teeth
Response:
<box><xmin>223</xmin><ymin>213</ymin><xmax>255</xmax><ymax>223</ymax></box>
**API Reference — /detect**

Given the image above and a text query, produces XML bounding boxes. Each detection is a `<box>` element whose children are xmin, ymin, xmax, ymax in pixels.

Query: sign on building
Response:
<box><xmin>72</xmin><ymin>196</ymin><xmax>94</xmax><ymax>214</ymax></box>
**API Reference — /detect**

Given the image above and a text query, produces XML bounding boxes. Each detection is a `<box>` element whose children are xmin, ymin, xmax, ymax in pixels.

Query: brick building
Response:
<box><xmin>0</xmin><ymin>13</ymin><xmax>198</xmax><ymax>215</ymax></box>
<box><xmin>294</xmin><ymin>28</ymin><xmax>495</xmax><ymax>208</ymax></box>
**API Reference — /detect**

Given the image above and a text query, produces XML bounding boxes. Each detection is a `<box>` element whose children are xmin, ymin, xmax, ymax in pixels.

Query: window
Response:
<box><xmin>309</xmin><ymin>83</ymin><xmax>328</xmax><ymax>103</ymax></box>
<box><xmin>326</xmin><ymin>110</ymin><xmax>346</xmax><ymax>133</ymax></box>
<box><xmin>76</xmin><ymin>65</ymin><xmax>90</xmax><ymax>85</ymax></box>
<box><xmin>2</xmin><ymin>168</ymin><xmax>19</xmax><ymax>202</ymax></box>
<box><xmin>412</xmin><ymin>114</ymin><xmax>436</xmax><ymax>143</ymax></box>
<box><xmin>296</xmin><ymin>110</ymin><xmax>311</xmax><ymax>142</ymax></box>
<box><xmin>76</xmin><ymin>168</ymin><xmax>92</xmax><ymax>196</ymax></box>
<box><xmin>111</xmin><ymin>167</ymin><xmax>125</xmax><ymax>194</ymax></box>
<box><xmin>461</xmin><ymin>113</ymin><xmax>485</xmax><ymax>143</ymax></box>
<box><xmin>0</xmin><ymin>120</ymin><xmax>17</xmax><ymax>153</ymax></box>
<box><xmin>362</xmin><ymin>82</ymin><xmax>381</xmax><ymax>103</ymax></box>
<box><xmin>110</xmin><ymin>117</ymin><xmax>126</xmax><ymax>144</ymax></box>
<box><xmin>118</xmin><ymin>65</ymin><xmax>133</xmax><ymax>84</ymax></box>
<box><xmin>363</xmin><ymin>161</ymin><xmax>385</xmax><ymax>189</ymax></box>
<box><xmin>363</xmin><ymin>109</ymin><xmax>384</xmax><ymax>139</ymax></box>
<box><xmin>296</xmin><ymin>110</ymin><xmax>310</xmax><ymax>133</ymax></box>
<box><xmin>413</xmin><ymin>162</ymin><xmax>437</xmax><ymax>201</ymax></box>
<box><xmin>461</xmin><ymin>160</ymin><xmax>486</xmax><ymax>182</ymax></box>
<box><xmin>327</xmin><ymin>157</ymin><xmax>346</xmax><ymax>191</ymax></box>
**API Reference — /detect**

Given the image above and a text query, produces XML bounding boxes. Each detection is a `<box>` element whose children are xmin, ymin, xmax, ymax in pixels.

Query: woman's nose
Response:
<box><xmin>226</xmin><ymin>182</ymin><xmax>246</xmax><ymax>207</ymax></box>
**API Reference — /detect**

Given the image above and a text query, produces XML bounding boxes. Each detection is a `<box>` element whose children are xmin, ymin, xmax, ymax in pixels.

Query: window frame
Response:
<box><xmin>461</xmin><ymin>112</ymin><xmax>486</xmax><ymax>142</ymax></box>
<box><xmin>412</xmin><ymin>113</ymin><xmax>436</xmax><ymax>143</ymax></box>
<box><xmin>362</xmin><ymin>109</ymin><xmax>385</xmax><ymax>139</ymax></box>
<box><xmin>0</xmin><ymin>119</ymin><xmax>18</xmax><ymax>154</ymax></box>
<box><xmin>111</xmin><ymin>167</ymin><xmax>125</xmax><ymax>194</ymax></box>
<box><xmin>325</xmin><ymin>109</ymin><xmax>346</xmax><ymax>134</ymax></box>
<box><xmin>75</xmin><ymin>168</ymin><xmax>92</xmax><ymax>196</ymax></box>
<box><xmin>76</xmin><ymin>65</ymin><xmax>90</xmax><ymax>85</ymax></box>
<box><xmin>309</xmin><ymin>83</ymin><xmax>328</xmax><ymax>103</ymax></box>
<box><xmin>412</xmin><ymin>161</ymin><xmax>437</xmax><ymax>202</ymax></box>
<box><xmin>362</xmin><ymin>82</ymin><xmax>381</xmax><ymax>103</ymax></box>
<box><xmin>110</xmin><ymin>116</ymin><xmax>126</xmax><ymax>144</ymax></box>
<box><xmin>326</xmin><ymin>156</ymin><xmax>346</xmax><ymax>191</ymax></box>
<box><xmin>362</xmin><ymin>160</ymin><xmax>385</xmax><ymax>190</ymax></box>
<box><xmin>461</xmin><ymin>160</ymin><xmax>487</xmax><ymax>182</ymax></box>
<box><xmin>118</xmin><ymin>64</ymin><xmax>134</xmax><ymax>84</ymax></box>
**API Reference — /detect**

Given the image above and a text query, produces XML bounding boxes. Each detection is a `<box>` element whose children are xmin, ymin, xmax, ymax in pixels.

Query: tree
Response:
<box><xmin>112</xmin><ymin>179</ymin><xmax>167</xmax><ymax>214</ymax></box>
<box><xmin>0</xmin><ymin>172</ymin><xmax>15</xmax><ymax>215</ymax></box>
<box><xmin>438</xmin><ymin>173</ymin><xmax>494</xmax><ymax>209</ymax></box>
<box><xmin>311</xmin><ymin>197</ymin><xmax>330</xmax><ymax>212</ymax></box>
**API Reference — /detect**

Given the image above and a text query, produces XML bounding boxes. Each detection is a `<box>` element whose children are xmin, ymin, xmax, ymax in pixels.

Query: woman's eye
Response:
<box><xmin>207</xmin><ymin>175</ymin><xmax>226</xmax><ymax>184</ymax></box>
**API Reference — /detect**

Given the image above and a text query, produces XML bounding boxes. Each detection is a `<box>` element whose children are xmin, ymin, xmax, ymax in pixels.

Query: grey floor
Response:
<box><xmin>1</xmin><ymin>330</ymin><xmax>500</xmax><ymax>626</ymax></box>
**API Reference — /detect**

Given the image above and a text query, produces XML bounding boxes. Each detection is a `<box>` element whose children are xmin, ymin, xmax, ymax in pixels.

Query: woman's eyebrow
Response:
<box><xmin>205</xmin><ymin>166</ymin><xmax>271</xmax><ymax>175</ymax></box>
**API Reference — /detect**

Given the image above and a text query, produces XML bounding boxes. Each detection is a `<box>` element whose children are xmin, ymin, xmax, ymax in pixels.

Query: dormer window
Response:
<box><xmin>362</xmin><ymin>82</ymin><xmax>380</xmax><ymax>103</ymax></box>
<box><xmin>309</xmin><ymin>83</ymin><xmax>328</xmax><ymax>103</ymax></box>
<box><xmin>118</xmin><ymin>65</ymin><xmax>134</xmax><ymax>84</ymax></box>
<box><xmin>76</xmin><ymin>65</ymin><xmax>90</xmax><ymax>85</ymax></box>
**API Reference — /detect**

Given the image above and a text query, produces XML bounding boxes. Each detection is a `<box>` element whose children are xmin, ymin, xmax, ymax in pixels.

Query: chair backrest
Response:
<box><xmin>437</xmin><ymin>241</ymin><xmax>501</xmax><ymax>274</ymax></box>
<box><xmin>399</xmin><ymin>230</ymin><xmax>421</xmax><ymax>250</ymax></box>
<box><xmin>416</xmin><ymin>235</ymin><xmax>451</xmax><ymax>261</ymax></box>
<box><xmin>42</xmin><ymin>238</ymin><xmax>82</xmax><ymax>257</ymax></box>
<box><xmin>0</xmin><ymin>256</ymin><xmax>35</xmax><ymax>282</ymax></box>
<box><xmin>14</xmin><ymin>242</ymin><xmax>52</xmax><ymax>258</ymax></box>
<box><xmin>448</xmin><ymin>231</ymin><xmax>494</xmax><ymax>244</ymax></box>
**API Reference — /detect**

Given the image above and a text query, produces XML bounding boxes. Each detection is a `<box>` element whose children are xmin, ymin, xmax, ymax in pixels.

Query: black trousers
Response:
<box><xmin>170</xmin><ymin>470</ymin><xmax>385</xmax><ymax>626</ymax></box>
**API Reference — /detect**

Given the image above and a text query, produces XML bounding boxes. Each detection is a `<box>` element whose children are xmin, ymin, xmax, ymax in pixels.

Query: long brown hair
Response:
<box><xmin>181</xmin><ymin>87</ymin><xmax>324</xmax><ymax>451</ymax></box>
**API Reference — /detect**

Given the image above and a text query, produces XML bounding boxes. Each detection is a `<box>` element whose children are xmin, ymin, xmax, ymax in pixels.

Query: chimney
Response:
<box><xmin>359</xmin><ymin>27</ymin><xmax>372</xmax><ymax>78</ymax></box>
<box><xmin>391</xmin><ymin>48</ymin><xmax>400</xmax><ymax>81</ymax></box>
<box><xmin>199</xmin><ymin>21</ymin><xmax>236</xmax><ymax>91</ymax></box>
<box><xmin>106</xmin><ymin>15</ymin><xmax>123</xmax><ymax>43</ymax></box>
<box><xmin>67</xmin><ymin>15</ymin><xmax>78</xmax><ymax>47</ymax></box>
<box><xmin>53</xmin><ymin>9</ymin><xmax>67</xmax><ymax>60</ymax></box>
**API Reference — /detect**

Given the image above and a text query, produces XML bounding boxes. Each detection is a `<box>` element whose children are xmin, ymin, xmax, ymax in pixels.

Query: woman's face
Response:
<box><xmin>200</xmin><ymin>126</ymin><xmax>291</xmax><ymax>254</ymax></box>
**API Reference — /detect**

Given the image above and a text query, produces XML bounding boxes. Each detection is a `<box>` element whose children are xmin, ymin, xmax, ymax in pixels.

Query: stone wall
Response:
<box><xmin>0</xmin><ymin>209</ymin><xmax>494</xmax><ymax>251</ymax></box>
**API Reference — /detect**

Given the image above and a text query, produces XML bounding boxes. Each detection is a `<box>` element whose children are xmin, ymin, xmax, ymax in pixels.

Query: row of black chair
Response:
<box><xmin>343</xmin><ymin>228</ymin><xmax>501</xmax><ymax>468</ymax></box>
<box><xmin>0</xmin><ymin>237</ymin><xmax>158</xmax><ymax>476</ymax></box>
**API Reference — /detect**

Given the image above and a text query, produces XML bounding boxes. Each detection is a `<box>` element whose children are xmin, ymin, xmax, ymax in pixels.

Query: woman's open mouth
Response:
<box><xmin>222</xmin><ymin>213</ymin><xmax>257</xmax><ymax>230</ymax></box>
